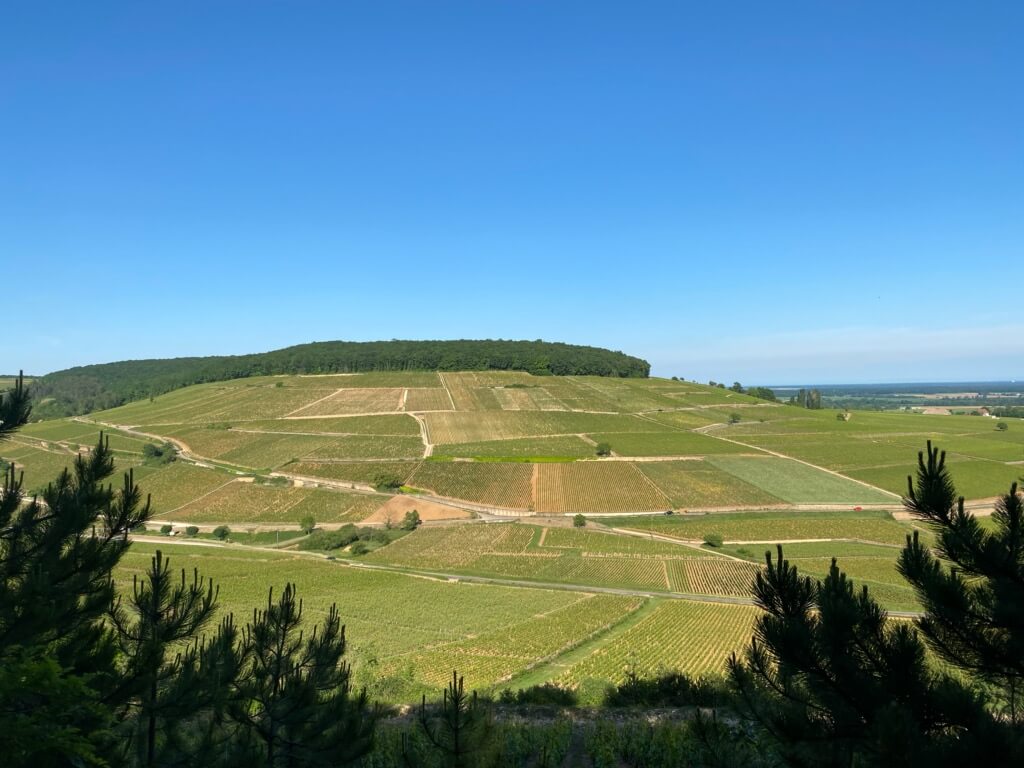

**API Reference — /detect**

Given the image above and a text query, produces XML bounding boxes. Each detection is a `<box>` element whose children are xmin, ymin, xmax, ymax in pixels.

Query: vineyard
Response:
<box><xmin>395</xmin><ymin>595</ymin><xmax>643</xmax><ymax>688</ymax></box>
<box><xmin>534</xmin><ymin>462</ymin><xmax>669</xmax><ymax>513</ymax></box>
<box><xmin>407</xmin><ymin>461</ymin><xmax>534</xmax><ymax>508</ymax></box>
<box><xmin>422</xmin><ymin>411</ymin><xmax>673</xmax><ymax>445</ymax></box>
<box><xmin>636</xmin><ymin>460</ymin><xmax>783</xmax><ymax>508</ymax></box>
<box><xmin>556</xmin><ymin>600</ymin><xmax>758</xmax><ymax>687</ymax></box>
<box><xmin>289</xmin><ymin>387</ymin><xmax>406</xmax><ymax>416</ymax></box>
<box><xmin>402</xmin><ymin>387</ymin><xmax>452</xmax><ymax>411</ymax></box>
<box><xmin>363</xmin><ymin>523</ymin><xmax>761</xmax><ymax>596</ymax></box>
<box><xmin>116</xmin><ymin>542</ymin><xmax>632</xmax><ymax>700</ymax></box>
<box><xmin>667</xmin><ymin>559</ymin><xmax>762</xmax><ymax>596</ymax></box>
<box><xmin>433</xmin><ymin>435</ymin><xmax>594</xmax><ymax>459</ymax></box>
<box><xmin>586</xmin><ymin>431</ymin><xmax>751</xmax><ymax>457</ymax></box>
<box><xmin>607</xmin><ymin>509</ymin><xmax>917</xmax><ymax>545</ymax></box>
<box><xmin>715</xmin><ymin>408</ymin><xmax>1024</xmax><ymax>501</ymax></box>
<box><xmin>704</xmin><ymin>455</ymin><xmax>897</xmax><ymax>504</ymax></box>
<box><xmin>284</xmin><ymin>460</ymin><xmax>421</xmax><ymax>486</ymax></box>
<box><xmin>140</xmin><ymin>463</ymin><xmax>236</xmax><ymax>514</ymax></box>
<box><xmin>239</xmin><ymin>415</ymin><xmax>421</xmax><ymax>435</ymax></box>
<box><xmin>167</xmin><ymin>481</ymin><xmax>313</xmax><ymax>523</ymax></box>
<box><xmin>302</xmin><ymin>435</ymin><xmax>425</xmax><ymax>460</ymax></box>
<box><xmin>61</xmin><ymin>371</ymin><xmax>1015</xmax><ymax>517</ymax></box>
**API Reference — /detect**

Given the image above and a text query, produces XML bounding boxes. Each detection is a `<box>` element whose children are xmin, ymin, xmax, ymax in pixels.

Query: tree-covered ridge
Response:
<box><xmin>31</xmin><ymin>339</ymin><xmax>651</xmax><ymax>418</ymax></box>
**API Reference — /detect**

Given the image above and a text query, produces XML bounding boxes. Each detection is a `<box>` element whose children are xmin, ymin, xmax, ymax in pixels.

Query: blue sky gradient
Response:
<box><xmin>3</xmin><ymin>2</ymin><xmax>1021</xmax><ymax>382</ymax></box>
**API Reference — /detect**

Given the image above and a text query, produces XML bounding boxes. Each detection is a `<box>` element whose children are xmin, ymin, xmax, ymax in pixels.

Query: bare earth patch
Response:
<box><xmin>363</xmin><ymin>495</ymin><xmax>472</xmax><ymax>525</ymax></box>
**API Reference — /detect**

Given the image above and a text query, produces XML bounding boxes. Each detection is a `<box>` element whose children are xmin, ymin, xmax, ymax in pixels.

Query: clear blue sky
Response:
<box><xmin>3</xmin><ymin>2</ymin><xmax>1021</xmax><ymax>383</ymax></box>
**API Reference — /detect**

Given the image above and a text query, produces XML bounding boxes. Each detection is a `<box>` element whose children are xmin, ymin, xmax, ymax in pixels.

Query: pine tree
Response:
<box><xmin>0</xmin><ymin>374</ymin><xmax>152</xmax><ymax>765</ymax></box>
<box><xmin>898</xmin><ymin>441</ymin><xmax>1024</xmax><ymax>727</ymax></box>
<box><xmin>1</xmin><ymin>376</ymin><xmax>378</xmax><ymax>766</ymax></box>
<box><xmin>231</xmin><ymin>583</ymin><xmax>376</xmax><ymax>766</ymax></box>
<box><xmin>728</xmin><ymin>545</ymin><xmax>998</xmax><ymax>767</ymax></box>
<box><xmin>404</xmin><ymin>671</ymin><xmax>495</xmax><ymax>768</ymax></box>
<box><xmin>107</xmin><ymin>549</ymin><xmax>243</xmax><ymax>766</ymax></box>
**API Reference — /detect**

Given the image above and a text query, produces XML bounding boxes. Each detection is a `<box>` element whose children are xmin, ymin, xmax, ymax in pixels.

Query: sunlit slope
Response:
<box><xmin>46</xmin><ymin>371</ymin><xmax>1016</xmax><ymax>517</ymax></box>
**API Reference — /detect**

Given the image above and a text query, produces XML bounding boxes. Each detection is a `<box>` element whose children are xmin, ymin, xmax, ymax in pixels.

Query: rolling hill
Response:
<box><xmin>26</xmin><ymin>339</ymin><xmax>651</xmax><ymax>418</ymax></box>
<box><xmin>11</xmin><ymin>369</ymin><xmax>1021</xmax><ymax>527</ymax></box>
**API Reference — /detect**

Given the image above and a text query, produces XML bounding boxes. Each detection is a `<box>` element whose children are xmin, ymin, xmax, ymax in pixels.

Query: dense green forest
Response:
<box><xmin>29</xmin><ymin>339</ymin><xmax>650</xmax><ymax>418</ymax></box>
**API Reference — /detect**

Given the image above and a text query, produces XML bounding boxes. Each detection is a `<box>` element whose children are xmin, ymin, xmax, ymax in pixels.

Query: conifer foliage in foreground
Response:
<box><xmin>729</xmin><ymin>440</ymin><xmax>1024</xmax><ymax>767</ymax></box>
<box><xmin>0</xmin><ymin>374</ymin><xmax>377</xmax><ymax>767</ymax></box>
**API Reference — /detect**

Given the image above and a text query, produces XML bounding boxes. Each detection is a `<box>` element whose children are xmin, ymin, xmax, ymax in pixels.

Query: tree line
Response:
<box><xmin>29</xmin><ymin>339</ymin><xmax>651</xmax><ymax>418</ymax></box>
<box><xmin>788</xmin><ymin>387</ymin><xmax>823</xmax><ymax>409</ymax></box>
<box><xmin>4</xmin><ymin>373</ymin><xmax>1024</xmax><ymax>766</ymax></box>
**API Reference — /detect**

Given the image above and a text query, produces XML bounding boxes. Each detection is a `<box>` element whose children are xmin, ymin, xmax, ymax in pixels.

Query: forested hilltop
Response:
<box><xmin>30</xmin><ymin>339</ymin><xmax>650</xmax><ymax>418</ymax></box>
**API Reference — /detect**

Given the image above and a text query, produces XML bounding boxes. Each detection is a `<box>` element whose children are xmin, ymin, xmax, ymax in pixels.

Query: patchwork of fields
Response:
<box><xmin>8</xmin><ymin>372</ymin><xmax>1014</xmax><ymax>708</ymax></box>
<box><xmin>717</xmin><ymin>408</ymin><xmax>1024</xmax><ymax>500</ymax></box>
<box><xmin>115</xmin><ymin>541</ymin><xmax>767</xmax><ymax>701</ymax></box>
<box><xmin>116</xmin><ymin>542</ymin><xmax>646</xmax><ymax>700</ymax></box>
<box><xmin>366</xmin><ymin>522</ymin><xmax>769</xmax><ymax>597</ymax></box>
<box><xmin>8</xmin><ymin>371</ymin><xmax>1018</xmax><ymax>522</ymax></box>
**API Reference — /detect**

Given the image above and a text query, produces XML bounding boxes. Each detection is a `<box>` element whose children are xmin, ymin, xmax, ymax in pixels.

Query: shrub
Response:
<box><xmin>212</xmin><ymin>525</ymin><xmax>230</xmax><ymax>541</ymax></box>
<box><xmin>728</xmin><ymin>412</ymin><xmax>741</xmax><ymax>424</ymax></box>
<box><xmin>298</xmin><ymin>525</ymin><xmax>361</xmax><ymax>551</ymax></box>
<box><xmin>996</xmin><ymin>421</ymin><xmax>1009</xmax><ymax>431</ymax></box>
<box><xmin>349</xmin><ymin>541</ymin><xmax>369</xmax><ymax>556</ymax></box>
<box><xmin>300</xmin><ymin>514</ymin><xmax>316</xmax><ymax>535</ymax></box>
<box><xmin>499</xmin><ymin>683</ymin><xmax>577</xmax><ymax>707</ymax></box>
<box><xmin>605</xmin><ymin>671</ymin><xmax>729</xmax><ymax>708</ymax></box>
<box><xmin>160</xmin><ymin>524</ymin><xmax>172</xmax><ymax>535</ymax></box>
<box><xmin>184</xmin><ymin>525</ymin><xmax>199</xmax><ymax>538</ymax></box>
<box><xmin>373</xmin><ymin>472</ymin><xmax>403</xmax><ymax>492</ymax></box>
<box><xmin>254</xmin><ymin>475</ymin><xmax>289</xmax><ymax>486</ymax></box>
<box><xmin>703</xmin><ymin>532</ymin><xmax>723</xmax><ymax>548</ymax></box>
<box><xmin>573</xmin><ymin>514</ymin><xmax>586</xmax><ymax>528</ymax></box>
<box><xmin>365</xmin><ymin>529</ymin><xmax>390</xmax><ymax>544</ymax></box>
<box><xmin>401</xmin><ymin>509</ymin><xmax>421</xmax><ymax>531</ymax></box>
<box><xmin>595</xmin><ymin>442</ymin><xmax>612</xmax><ymax>457</ymax></box>
<box><xmin>142</xmin><ymin>442</ymin><xmax>177</xmax><ymax>465</ymax></box>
